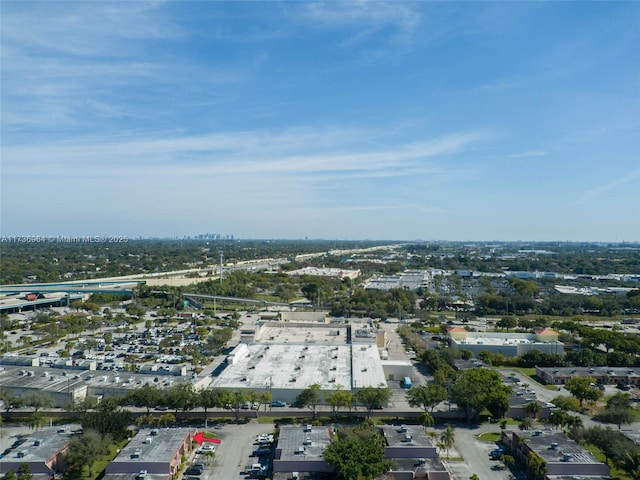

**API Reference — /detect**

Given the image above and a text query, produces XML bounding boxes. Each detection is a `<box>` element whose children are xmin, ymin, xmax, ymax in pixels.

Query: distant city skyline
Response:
<box><xmin>1</xmin><ymin>2</ymin><xmax>639</xmax><ymax>242</ymax></box>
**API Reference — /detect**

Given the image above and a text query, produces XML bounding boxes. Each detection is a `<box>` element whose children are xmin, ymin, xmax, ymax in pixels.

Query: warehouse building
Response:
<box><xmin>448</xmin><ymin>327</ymin><xmax>564</xmax><ymax>358</ymax></box>
<box><xmin>211</xmin><ymin>323</ymin><xmax>388</xmax><ymax>405</ymax></box>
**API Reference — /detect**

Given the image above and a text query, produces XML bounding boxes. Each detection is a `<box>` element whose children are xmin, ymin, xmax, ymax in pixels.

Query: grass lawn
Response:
<box><xmin>582</xmin><ymin>444</ymin><xmax>632</xmax><ymax>480</ymax></box>
<box><xmin>477</xmin><ymin>432</ymin><xmax>501</xmax><ymax>442</ymax></box>
<box><xmin>85</xmin><ymin>439</ymin><xmax>130</xmax><ymax>480</ymax></box>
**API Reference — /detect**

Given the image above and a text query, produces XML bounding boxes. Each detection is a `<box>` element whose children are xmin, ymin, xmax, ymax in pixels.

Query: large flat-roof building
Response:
<box><xmin>211</xmin><ymin>321</ymin><xmax>388</xmax><ymax>405</ymax></box>
<box><xmin>0</xmin><ymin>362</ymin><xmax>195</xmax><ymax>408</ymax></box>
<box><xmin>448</xmin><ymin>328</ymin><xmax>564</xmax><ymax>358</ymax></box>
<box><xmin>211</xmin><ymin>343</ymin><xmax>385</xmax><ymax>405</ymax></box>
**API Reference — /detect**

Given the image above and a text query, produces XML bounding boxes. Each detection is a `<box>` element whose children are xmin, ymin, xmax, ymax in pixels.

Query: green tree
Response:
<box><xmin>80</xmin><ymin>398</ymin><xmax>131</xmax><ymax>441</ymax></box>
<box><xmin>294</xmin><ymin>384</ymin><xmax>322</xmax><ymax>418</ymax></box>
<box><xmin>497</xmin><ymin>317</ymin><xmax>517</xmax><ymax>332</ymax></box>
<box><xmin>17</xmin><ymin>464</ymin><xmax>33</xmax><ymax>480</ymax></box>
<box><xmin>596</xmin><ymin>392</ymin><xmax>638</xmax><ymax>430</ymax></box>
<box><xmin>621</xmin><ymin>451</ymin><xmax>640</xmax><ymax>480</ymax></box>
<box><xmin>527</xmin><ymin>452</ymin><xmax>546</xmax><ymax>480</ymax></box>
<box><xmin>439</xmin><ymin>425</ymin><xmax>455</xmax><ymax>459</ymax></box>
<box><xmin>406</xmin><ymin>383</ymin><xmax>447</xmax><ymax>413</ymax></box>
<box><xmin>324</xmin><ymin>386</ymin><xmax>354</xmax><ymax>420</ymax></box>
<box><xmin>220</xmin><ymin>390</ymin><xmax>246</xmax><ymax>422</ymax></box>
<box><xmin>28</xmin><ymin>411</ymin><xmax>46</xmax><ymax>430</ymax></box>
<box><xmin>450</xmin><ymin>368</ymin><xmax>512</xmax><ymax>421</ymax></box>
<box><xmin>125</xmin><ymin>384</ymin><xmax>163</xmax><ymax>414</ymax></box>
<box><xmin>65</xmin><ymin>431</ymin><xmax>110</xmax><ymax>476</ymax></box>
<box><xmin>564</xmin><ymin>376</ymin><xmax>603</xmax><ymax>407</ymax></box>
<box><xmin>23</xmin><ymin>392</ymin><xmax>54</xmax><ymax>412</ymax></box>
<box><xmin>165</xmin><ymin>383</ymin><xmax>197</xmax><ymax>414</ymax></box>
<box><xmin>198</xmin><ymin>388</ymin><xmax>225</xmax><ymax>429</ymax></box>
<box><xmin>519</xmin><ymin>417</ymin><xmax>533</xmax><ymax>431</ymax></box>
<box><xmin>550</xmin><ymin>395</ymin><xmax>580</xmax><ymax>412</ymax></box>
<box><xmin>523</xmin><ymin>401</ymin><xmax>542</xmax><ymax>419</ymax></box>
<box><xmin>324</xmin><ymin>424</ymin><xmax>393</xmax><ymax>480</ymax></box>
<box><xmin>355</xmin><ymin>384</ymin><xmax>392</xmax><ymax>418</ymax></box>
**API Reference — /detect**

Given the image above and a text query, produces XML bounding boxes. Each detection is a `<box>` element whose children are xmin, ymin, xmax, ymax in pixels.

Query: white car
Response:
<box><xmin>197</xmin><ymin>444</ymin><xmax>216</xmax><ymax>453</ymax></box>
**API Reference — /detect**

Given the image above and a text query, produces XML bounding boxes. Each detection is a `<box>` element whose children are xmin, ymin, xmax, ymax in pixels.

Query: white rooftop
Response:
<box><xmin>212</xmin><ymin>343</ymin><xmax>386</xmax><ymax>390</ymax></box>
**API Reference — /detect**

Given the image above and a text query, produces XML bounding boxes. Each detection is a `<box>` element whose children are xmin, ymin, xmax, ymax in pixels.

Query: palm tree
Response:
<box><xmin>523</xmin><ymin>401</ymin><xmax>541</xmax><ymax>419</ymax></box>
<box><xmin>527</xmin><ymin>452</ymin><xmax>546</xmax><ymax>480</ymax></box>
<box><xmin>439</xmin><ymin>425</ymin><xmax>455</xmax><ymax>459</ymax></box>
<box><xmin>519</xmin><ymin>417</ymin><xmax>533</xmax><ymax>431</ymax></box>
<box><xmin>565</xmin><ymin>414</ymin><xmax>583</xmax><ymax>433</ymax></box>
<box><xmin>621</xmin><ymin>451</ymin><xmax>640</xmax><ymax>480</ymax></box>
<box><xmin>28</xmin><ymin>411</ymin><xmax>46</xmax><ymax>431</ymax></box>
<box><xmin>501</xmin><ymin>454</ymin><xmax>515</xmax><ymax>470</ymax></box>
<box><xmin>419</xmin><ymin>412</ymin><xmax>434</xmax><ymax>429</ymax></box>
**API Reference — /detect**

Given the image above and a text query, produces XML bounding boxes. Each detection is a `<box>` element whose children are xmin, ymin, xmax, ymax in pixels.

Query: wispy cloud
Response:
<box><xmin>575</xmin><ymin>169</ymin><xmax>640</xmax><ymax>206</ymax></box>
<box><xmin>3</xmin><ymin>129</ymin><xmax>484</xmax><ymax>180</ymax></box>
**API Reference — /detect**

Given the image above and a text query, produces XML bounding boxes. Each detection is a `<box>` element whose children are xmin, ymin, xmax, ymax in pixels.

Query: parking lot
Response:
<box><xmin>188</xmin><ymin>421</ymin><xmax>275</xmax><ymax>480</ymax></box>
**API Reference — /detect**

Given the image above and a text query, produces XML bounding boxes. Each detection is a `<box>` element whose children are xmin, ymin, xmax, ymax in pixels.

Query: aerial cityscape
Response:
<box><xmin>1</xmin><ymin>2</ymin><xmax>639</xmax><ymax>480</ymax></box>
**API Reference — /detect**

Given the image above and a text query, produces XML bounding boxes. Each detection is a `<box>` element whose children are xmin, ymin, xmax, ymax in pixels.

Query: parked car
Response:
<box><xmin>271</xmin><ymin>401</ymin><xmax>287</xmax><ymax>407</ymax></box>
<box><xmin>185</xmin><ymin>464</ymin><xmax>204</xmax><ymax>476</ymax></box>
<box><xmin>251</xmin><ymin>447</ymin><xmax>271</xmax><ymax>457</ymax></box>
<box><xmin>197</xmin><ymin>444</ymin><xmax>216</xmax><ymax>453</ymax></box>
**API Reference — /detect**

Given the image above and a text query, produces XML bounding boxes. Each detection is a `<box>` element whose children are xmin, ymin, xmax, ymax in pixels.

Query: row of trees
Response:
<box><xmin>294</xmin><ymin>383</ymin><xmax>393</xmax><ymax>419</ymax></box>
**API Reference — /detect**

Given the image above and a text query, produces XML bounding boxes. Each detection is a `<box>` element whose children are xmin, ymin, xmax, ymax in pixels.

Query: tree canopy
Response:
<box><xmin>450</xmin><ymin>368</ymin><xmax>512</xmax><ymax>421</ymax></box>
<box><xmin>324</xmin><ymin>424</ymin><xmax>393</xmax><ymax>480</ymax></box>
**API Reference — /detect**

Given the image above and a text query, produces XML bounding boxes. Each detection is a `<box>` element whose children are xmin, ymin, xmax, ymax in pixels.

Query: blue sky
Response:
<box><xmin>1</xmin><ymin>1</ymin><xmax>639</xmax><ymax>241</ymax></box>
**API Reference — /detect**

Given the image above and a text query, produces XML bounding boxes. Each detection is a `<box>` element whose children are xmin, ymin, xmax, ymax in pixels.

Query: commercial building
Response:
<box><xmin>364</xmin><ymin>270</ymin><xmax>433</xmax><ymax>292</ymax></box>
<box><xmin>104</xmin><ymin>428</ymin><xmax>192</xmax><ymax>480</ymax></box>
<box><xmin>211</xmin><ymin>342</ymin><xmax>385</xmax><ymax>405</ymax></box>
<box><xmin>0</xmin><ymin>361</ymin><xmax>196</xmax><ymax>408</ymax></box>
<box><xmin>210</xmin><ymin>320</ymin><xmax>389</xmax><ymax>405</ymax></box>
<box><xmin>501</xmin><ymin>429</ymin><xmax>609</xmax><ymax>479</ymax></box>
<box><xmin>273</xmin><ymin>424</ymin><xmax>450</xmax><ymax>480</ymax></box>
<box><xmin>285</xmin><ymin>267</ymin><xmax>361</xmax><ymax>280</ymax></box>
<box><xmin>448</xmin><ymin>327</ymin><xmax>564</xmax><ymax>358</ymax></box>
<box><xmin>535</xmin><ymin>366</ymin><xmax>640</xmax><ymax>386</ymax></box>
<box><xmin>0</xmin><ymin>427</ymin><xmax>74</xmax><ymax>479</ymax></box>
